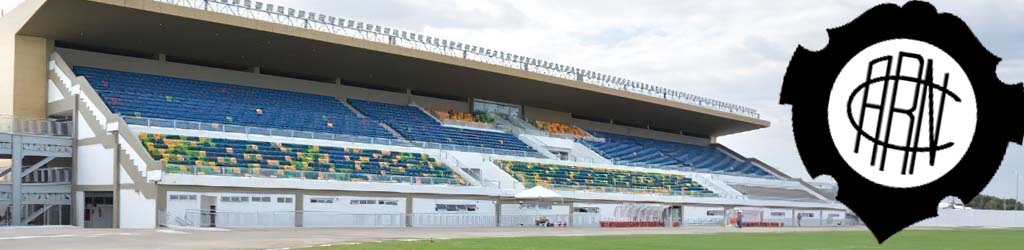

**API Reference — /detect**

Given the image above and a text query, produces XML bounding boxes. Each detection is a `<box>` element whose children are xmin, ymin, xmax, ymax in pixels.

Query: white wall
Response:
<box><xmin>119</xmin><ymin>189</ymin><xmax>155</xmax><ymax>228</ymax></box>
<box><xmin>794</xmin><ymin>209</ymin><xmax>826</xmax><ymax>226</ymax></box>
<box><xmin>412</xmin><ymin>198</ymin><xmax>496</xmax><ymax>227</ymax></box>
<box><xmin>303</xmin><ymin>195</ymin><xmax>405</xmax><ymax>228</ymax></box>
<box><xmin>500</xmin><ymin>203</ymin><xmax>570</xmax><ymax>216</ymax></box>
<box><xmin>683</xmin><ymin>205</ymin><xmax>725</xmax><ymax>225</ymax></box>
<box><xmin>917</xmin><ymin>209</ymin><xmax>1024</xmax><ymax>228</ymax></box>
<box><xmin>76</xmin><ymin>143</ymin><xmax>112</xmax><ymax>186</ymax></box>
<box><xmin>213</xmin><ymin>192</ymin><xmax>295</xmax><ymax>228</ymax></box>
<box><xmin>574</xmin><ymin>202</ymin><xmax>624</xmax><ymax>221</ymax></box>
<box><xmin>412</xmin><ymin>198</ymin><xmax>494</xmax><ymax>214</ymax></box>
<box><xmin>75</xmin><ymin>110</ymin><xmax>116</xmax><ymax>186</ymax></box>
<box><xmin>165</xmin><ymin>191</ymin><xmax>295</xmax><ymax>228</ymax></box>
<box><xmin>524</xmin><ymin>135</ymin><xmax>575</xmax><ymax>151</ymax></box>
<box><xmin>164</xmin><ymin>192</ymin><xmax>201</xmax><ymax>227</ymax></box>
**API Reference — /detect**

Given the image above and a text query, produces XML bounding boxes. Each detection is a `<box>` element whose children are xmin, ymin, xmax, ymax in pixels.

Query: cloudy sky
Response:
<box><xmin>6</xmin><ymin>0</ymin><xmax>1021</xmax><ymax>199</ymax></box>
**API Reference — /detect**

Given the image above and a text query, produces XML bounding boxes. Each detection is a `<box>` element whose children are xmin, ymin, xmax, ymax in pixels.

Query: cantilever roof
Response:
<box><xmin>11</xmin><ymin>0</ymin><xmax>770</xmax><ymax>137</ymax></box>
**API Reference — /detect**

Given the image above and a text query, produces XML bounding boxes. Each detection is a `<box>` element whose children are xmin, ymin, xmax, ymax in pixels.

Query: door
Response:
<box><xmin>200</xmin><ymin>195</ymin><xmax>217</xmax><ymax>227</ymax></box>
<box><xmin>83</xmin><ymin>192</ymin><xmax>114</xmax><ymax>228</ymax></box>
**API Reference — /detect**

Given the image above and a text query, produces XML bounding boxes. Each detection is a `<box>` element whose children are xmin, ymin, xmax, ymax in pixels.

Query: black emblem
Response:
<box><xmin>780</xmin><ymin>1</ymin><xmax>1023</xmax><ymax>243</ymax></box>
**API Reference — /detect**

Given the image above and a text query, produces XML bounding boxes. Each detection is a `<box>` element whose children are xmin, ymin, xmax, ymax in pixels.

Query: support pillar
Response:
<box><xmin>567</xmin><ymin>201</ymin><xmax>574</xmax><ymax>227</ymax></box>
<box><xmin>722</xmin><ymin>206</ymin><xmax>732</xmax><ymax>227</ymax></box>
<box><xmin>494</xmin><ymin>198</ymin><xmax>502</xmax><ymax>227</ymax></box>
<box><xmin>11</xmin><ymin>136</ymin><xmax>22</xmax><ymax>225</ymax></box>
<box><xmin>111</xmin><ymin>130</ymin><xmax>120</xmax><ymax>228</ymax></box>
<box><xmin>405</xmin><ymin>88</ymin><xmax>413</xmax><ymax>105</ymax></box>
<box><xmin>405</xmin><ymin>196</ymin><xmax>413</xmax><ymax>227</ymax></box>
<box><xmin>294</xmin><ymin>193</ymin><xmax>303</xmax><ymax>227</ymax></box>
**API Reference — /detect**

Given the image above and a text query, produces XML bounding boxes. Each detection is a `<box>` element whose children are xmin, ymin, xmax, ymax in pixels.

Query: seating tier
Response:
<box><xmin>495</xmin><ymin>160</ymin><xmax>714</xmax><ymax>196</ymax></box>
<box><xmin>582</xmin><ymin>131</ymin><xmax>774</xmax><ymax>178</ymax></box>
<box><xmin>75</xmin><ymin>67</ymin><xmax>394</xmax><ymax>139</ymax></box>
<box><xmin>348</xmin><ymin>99</ymin><xmax>536</xmax><ymax>154</ymax></box>
<box><xmin>142</xmin><ymin>133</ymin><xmax>464</xmax><ymax>185</ymax></box>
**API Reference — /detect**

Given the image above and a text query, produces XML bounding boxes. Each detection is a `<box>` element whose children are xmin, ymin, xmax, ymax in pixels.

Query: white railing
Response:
<box><xmin>151</xmin><ymin>0</ymin><xmax>759</xmax><ymax>119</ymax></box>
<box><xmin>438</xmin><ymin>118</ymin><xmax>501</xmax><ymax>131</ymax></box>
<box><xmin>691</xmin><ymin>174</ymin><xmax>745</xmax><ymax>200</ymax></box>
<box><xmin>439</xmin><ymin>150</ymin><xmax>483</xmax><ymax>186</ymax></box>
<box><xmin>124</xmin><ymin>116</ymin><xmax>544</xmax><ymax>158</ymax></box>
<box><xmin>21</xmin><ymin>167</ymin><xmax>72</xmax><ymax>184</ymax></box>
<box><xmin>501</xmin><ymin>214</ymin><xmax>600</xmax><ymax>227</ymax></box>
<box><xmin>159</xmin><ymin>209</ymin><xmax>602</xmax><ymax>228</ymax></box>
<box><xmin>0</xmin><ymin>115</ymin><xmax>71</xmax><ymax>137</ymax></box>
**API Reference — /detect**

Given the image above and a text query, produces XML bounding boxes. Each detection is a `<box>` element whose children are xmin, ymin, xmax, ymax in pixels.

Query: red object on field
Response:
<box><xmin>740</xmin><ymin>222</ymin><xmax>784</xmax><ymax>227</ymax></box>
<box><xmin>599</xmin><ymin>221</ymin><xmax>664</xmax><ymax>228</ymax></box>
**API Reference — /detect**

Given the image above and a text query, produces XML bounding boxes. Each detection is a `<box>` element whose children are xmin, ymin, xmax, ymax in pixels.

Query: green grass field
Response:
<box><xmin>310</xmin><ymin>229</ymin><xmax>1023</xmax><ymax>250</ymax></box>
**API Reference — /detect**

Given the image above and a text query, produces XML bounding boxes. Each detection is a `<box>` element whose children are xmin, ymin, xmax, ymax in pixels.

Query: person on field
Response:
<box><xmin>736</xmin><ymin>210</ymin><xmax>743</xmax><ymax>228</ymax></box>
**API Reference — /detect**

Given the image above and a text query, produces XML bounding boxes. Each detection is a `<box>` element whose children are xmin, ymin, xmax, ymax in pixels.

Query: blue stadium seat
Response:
<box><xmin>347</xmin><ymin>99</ymin><xmax>538</xmax><ymax>155</ymax></box>
<box><xmin>74</xmin><ymin>67</ymin><xmax>395</xmax><ymax>139</ymax></box>
<box><xmin>143</xmin><ymin>133</ymin><xmax>464</xmax><ymax>185</ymax></box>
<box><xmin>582</xmin><ymin>131</ymin><xmax>775</xmax><ymax>178</ymax></box>
<box><xmin>495</xmin><ymin>160</ymin><xmax>715</xmax><ymax>196</ymax></box>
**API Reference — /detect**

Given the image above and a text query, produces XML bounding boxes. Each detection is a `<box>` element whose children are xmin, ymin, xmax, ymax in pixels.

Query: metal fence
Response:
<box><xmin>159</xmin><ymin>210</ymin><xmax>602</xmax><ymax>228</ymax></box>
<box><xmin>152</xmin><ymin>0</ymin><xmax>759</xmax><ymax>119</ymax></box>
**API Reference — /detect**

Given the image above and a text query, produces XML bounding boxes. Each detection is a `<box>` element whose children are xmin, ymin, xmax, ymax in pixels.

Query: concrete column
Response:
<box><xmin>112</xmin><ymin>130</ymin><xmax>120</xmax><ymax>228</ymax></box>
<box><xmin>405</xmin><ymin>88</ymin><xmax>413</xmax><ymax>105</ymax></box>
<box><xmin>567</xmin><ymin>201</ymin><xmax>574</xmax><ymax>227</ymax></box>
<box><xmin>294</xmin><ymin>193</ymin><xmax>304</xmax><ymax>227</ymax></box>
<box><xmin>494</xmin><ymin>199</ymin><xmax>502</xmax><ymax>227</ymax></box>
<box><xmin>405</xmin><ymin>196</ymin><xmax>413</xmax><ymax>227</ymax></box>
<box><xmin>723</xmin><ymin>206</ymin><xmax>732</xmax><ymax>227</ymax></box>
<box><xmin>70</xmin><ymin>97</ymin><xmax>79</xmax><ymax>226</ymax></box>
<box><xmin>1</xmin><ymin>35</ymin><xmax>49</xmax><ymax>117</ymax></box>
<box><xmin>11</xmin><ymin>136</ymin><xmax>22</xmax><ymax>225</ymax></box>
<box><xmin>792</xmin><ymin>209</ymin><xmax>797</xmax><ymax>227</ymax></box>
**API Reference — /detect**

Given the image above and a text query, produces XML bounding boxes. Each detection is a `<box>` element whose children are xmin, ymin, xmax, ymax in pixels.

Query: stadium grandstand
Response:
<box><xmin>0</xmin><ymin>0</ymin><xmax>846</xmax><ymax>230</ymax></box>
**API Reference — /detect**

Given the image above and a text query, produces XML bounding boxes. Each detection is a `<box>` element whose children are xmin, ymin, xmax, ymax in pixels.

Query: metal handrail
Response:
<box><xmin>151</xmin><ymin>0</ymin><xmax>760</xmax><ymax>119</ymax></box>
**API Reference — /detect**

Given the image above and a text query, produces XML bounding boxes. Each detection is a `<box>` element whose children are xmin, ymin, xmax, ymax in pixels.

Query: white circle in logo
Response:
<box><xmin>827</xmin><ymin>39</ymin><xmax>977</xmax><ymax>188</ymax></box>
